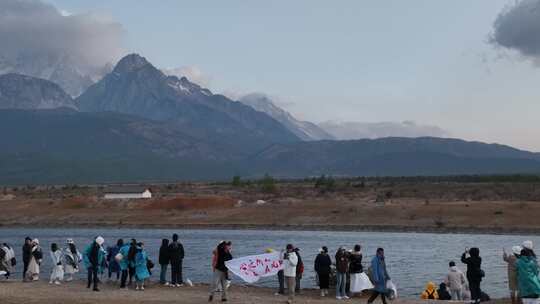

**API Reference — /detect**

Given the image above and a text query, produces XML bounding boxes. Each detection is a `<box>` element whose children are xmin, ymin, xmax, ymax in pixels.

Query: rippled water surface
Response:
<box><xmin>1</xmin><ymin>228</ymin><xmax>538</xmax><ymax>299</ymax></box>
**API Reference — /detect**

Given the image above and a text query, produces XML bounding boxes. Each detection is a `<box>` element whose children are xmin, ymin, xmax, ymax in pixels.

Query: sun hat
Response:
<box><xmin>523</xmin><ymin>240</ymin><xmax>534</xmax><ymax>250</ymax></box>
<box><xmin>512</xmin><ymin>246</ymin><xmax>523</xmax><ymax>255</ymax></box>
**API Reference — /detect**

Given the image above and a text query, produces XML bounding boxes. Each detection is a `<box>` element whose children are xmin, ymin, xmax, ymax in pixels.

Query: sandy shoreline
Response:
<box><xmin>0</xmin><ymin>279</ymin><xmax>507</xmax><ymax>304</ymax></box>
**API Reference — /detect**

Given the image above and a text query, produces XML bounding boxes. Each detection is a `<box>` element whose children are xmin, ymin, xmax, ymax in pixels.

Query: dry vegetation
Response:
<box><xmin>1</xmin><ymin>176</ymin><xmax>540</xmax><ymax>233</ymax></box>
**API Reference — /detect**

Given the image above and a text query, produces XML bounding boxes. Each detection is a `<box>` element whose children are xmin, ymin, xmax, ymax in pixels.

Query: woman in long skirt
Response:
<box><xmin>49</xmin><ymin>243</ymin><xmax>64</xmax><ymax>285</ymax></box>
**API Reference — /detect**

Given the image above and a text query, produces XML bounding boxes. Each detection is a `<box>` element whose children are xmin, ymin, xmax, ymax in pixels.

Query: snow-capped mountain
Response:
<box><xmin>0</xmin><ymin>52</ymin><xmax>111</xmax><ymax>97</ymax></box>
<box><xmin>239</xmin><ymin>93</ymin><xmax>334</xmax><ymax>141</ymax></box>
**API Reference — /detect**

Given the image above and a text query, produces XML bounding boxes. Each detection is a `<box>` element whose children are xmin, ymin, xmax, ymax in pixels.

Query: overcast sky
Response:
<box><xmin>38</xmin><ymin>1</ymin><xmax>540</xmax><ymax>151</ymax></box>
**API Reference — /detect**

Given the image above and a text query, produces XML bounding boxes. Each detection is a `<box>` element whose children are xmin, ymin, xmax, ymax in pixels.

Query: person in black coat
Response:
<box><xmin>159</xmin><ymin>239</ymin><xmax>170</xmax><ymax>285</ymax></box>
<box><xmin>22</xmin><ymin>237</ymin><xmax>32</xmax><ymax>281</ymax></box>
<box><xmin>438</xmin><ymin>282</ymin><xmax>452</xmax><ymax>300</ymax></box>
<box><xmin>462</xmin><ymin>247</ymin><xmax>483</xmax><ymax>304</ymax></box>
<box><xmin>168</xmin><ymin>233</ymin><xmax>185</xmax><ymax>286</ymax></box>
<box><xmin>314</xmin><ymin>246</ymin><xmax>332</xmax><ymax>297</ymax></box>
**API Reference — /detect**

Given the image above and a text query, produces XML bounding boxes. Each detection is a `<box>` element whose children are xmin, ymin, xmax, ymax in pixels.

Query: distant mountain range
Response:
<box><xmin>0</xmin><ymin>53</ymin><xmax>539</xmax><ymax>184</ymax></box>
<box><xmin>239</xmin><ymin>93</ymin><xmax>334</xmax><ymax>141</ymax></box>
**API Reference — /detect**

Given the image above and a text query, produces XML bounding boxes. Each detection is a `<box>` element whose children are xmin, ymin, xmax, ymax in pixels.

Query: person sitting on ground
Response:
<box><xmin>437</xmin><ymin>282</ymin><xmax>452</xmax><ymax>300</ymax></box>
<box><xmin>445</xmin><ymin>261</ymin><xmax>467</xmax><ymax>300</ymax></box>
<box><xmin>421</xmin><ymin>281</ymin><xmax>439</xmax><ymax>300</ymax></box>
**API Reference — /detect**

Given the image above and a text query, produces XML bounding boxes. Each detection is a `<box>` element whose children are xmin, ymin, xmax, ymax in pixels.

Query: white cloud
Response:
<box><xmin>162</xmin><ymin>66</ymin><xmax>211</xmax><ymax>87</ymax></box>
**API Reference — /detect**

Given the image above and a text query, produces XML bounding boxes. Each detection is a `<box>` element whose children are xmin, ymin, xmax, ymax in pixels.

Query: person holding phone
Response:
<box><xmin>462</xmin><ymin>247</ymin><xmax>484</xmax><ymax>304</ymax></box>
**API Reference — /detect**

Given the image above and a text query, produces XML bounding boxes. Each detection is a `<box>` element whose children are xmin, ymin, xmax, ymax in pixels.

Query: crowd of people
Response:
<box><xmin>2</xmin><ymin>235</ymin><xmax>540</xmax><ymax>304</ymax></box>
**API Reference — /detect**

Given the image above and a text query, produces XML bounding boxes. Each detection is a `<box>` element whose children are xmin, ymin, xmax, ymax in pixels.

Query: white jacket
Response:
<box><xmin>283</xmin><ymin>251</ymin><xmax>298</xmax><ymax>278</ymax></box>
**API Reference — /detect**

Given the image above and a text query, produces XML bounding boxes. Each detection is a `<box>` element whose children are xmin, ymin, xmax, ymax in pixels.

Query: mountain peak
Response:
<box><xmin>113</xmin><ymin>53</ymin><xmax>150</xmax><ymax>74</ymax></box>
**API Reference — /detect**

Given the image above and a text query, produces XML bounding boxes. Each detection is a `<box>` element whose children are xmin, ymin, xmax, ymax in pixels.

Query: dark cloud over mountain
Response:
<box><xmin>491</xmin><ymin>0</ymin><xmax>540</xmax><ymax>63</ymax></box>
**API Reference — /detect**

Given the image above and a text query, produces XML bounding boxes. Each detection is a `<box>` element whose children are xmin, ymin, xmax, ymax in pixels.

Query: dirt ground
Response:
<box><xmin>0</xmin><ymin>280</ymin><xmax>507</xmax><ymax>304</ymax></box>
<box><xmin>1</xmin><ymin>180</ymin><xmax>540</xmax><ymax>233</ymax></box>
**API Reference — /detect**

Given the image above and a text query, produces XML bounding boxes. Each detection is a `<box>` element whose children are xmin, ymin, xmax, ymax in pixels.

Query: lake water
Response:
<box><xmin>1</xmin><ymin>228</ymin><xmax>538</xmax><ymax>299</ymax></box>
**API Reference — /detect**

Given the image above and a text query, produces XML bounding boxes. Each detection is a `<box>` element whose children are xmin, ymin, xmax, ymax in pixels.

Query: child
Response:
<box><xmin>421</xmin><ymin>282</ymin><xmax>439</xmax><ymax>300</ymax></box>
<box><xmin>49</xmin><ymin>243</ymin><xmax>64</xmax><ymax>285</ymax></box>
<box><xmin>135</xmin><ymin>242</ymin><xmax>150</xmax><ymax>291</ymax></box>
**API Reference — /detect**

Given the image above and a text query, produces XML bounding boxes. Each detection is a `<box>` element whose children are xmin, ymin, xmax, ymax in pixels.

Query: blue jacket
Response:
<box><xmin>135</xmin><ymin>249</ymin><xmax>150</xmax><ymax>281</ymax></box>
<box><xmin>517</xmin><ymin>256</ymin><xmax>540</xmax><ymax>298</ymax></box>
<box><xmin>371</xmin><ymin>255</ymin><xmax>390</xmax><ymax>292</ymax></box>
<box><xmin>83</xmin><ymin>242</ymin><xmax>106</xmax><ymax>271</ymax></box>
<box><xmin>118</xmin><ymin>244</ymin><xmax>131</xmax><ymax>271</ymax></box>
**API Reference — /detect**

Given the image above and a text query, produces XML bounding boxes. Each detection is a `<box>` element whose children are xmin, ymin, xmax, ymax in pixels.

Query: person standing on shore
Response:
<box><xmin>445</xmin><ymin>261</ymin><xmax>467</xmax><ymax>300</ymax></box>
<box><xmin>135</xmin><ymin>242</ymin><xmax>150</xmax><ymax>291</ymax></box>
<box><xmin>516</xmin><ymin>247</ymin><xmax>540</xmax><ymax>304</ymax></box>
<box><xmin>107</xmin><ymin>239</ymin><xmax>123</xmax><ymax>282</ymax></box>
<box><xmin>127</xmin><ymin>239</ymin><xmax>138</xmax><ymax>286</ymax></box>
<box><xmin>63</xmin><ymin>239</ymin><xmax>82</xmax><ymax>282</ymax></box>
<box><xmin>349</xmin><ymin>244</ymin><xmax>366</xmax><ymax>296</ymax></box>
<box><xmin>283</xmin><ymin>244</ymin><xmax>299</xmax><ymax>304</ymax></box>
<box><xmin>169</xmin><ymin>233</ymin><xmax>185</xmax><ymax>287</ymax></box>
<box><xmin>22</xmin><ymin>237</ymin><xmax>32</xmax><ymax>281</ymax></box>
<box><xmin>118</xmin><ymin>241</ymin><xmax>131</xmax><ymax>289</ymax></box>
<box><xmin>335</xmin><ymin>247</ymin><xmax>350</xmax><ymax>300</ymax></box>
<box><xmin>49</xmin><ymin>243</ymin><xmax>64</xmax><ymax>285</ymax></box>
<box><xmin>314</xmin><ymin>246</ymin><xmax>332</xmax><ymax>297</ymax></box>
<box><xmin>209</xmin><ymin>241</ymin><xmax>233</xmax><ymax>302</ymax></box>
<box><xmin>0</xmin><ymin>243</ymin><xmax>16</xmax><ymax>280</ymax></box>
<box><xmin>368</xmin><ymin>248</ymin><xmax>390</xmax><ymax>304</ymax></box>
<box><xmin>159</xmin><ymin>238</ymin><xmax>170</xmax><ymax>285</ymax></box>
<box><xmin>294</xmin><ymin>247</ymin><xmax>304</xmax><ymax>294</ymax></box>
<box><xmin>84</xmin><ymin>236</ymin><xmax>105</xmax><ymax>291</ymax></box>
<box><xmin>504</xmin><ymin>246</ymin><xmax>522</xmax><ymax>304</ymax></box>
<box><xmin>26</xmin><ymin>239</ymin><xmax>42</xmax><ymax>282</ymax></box>
<box><xmin>461</xmin><ymin>247</ymin><xmax>484</xmax><ymax>304</ymax></box>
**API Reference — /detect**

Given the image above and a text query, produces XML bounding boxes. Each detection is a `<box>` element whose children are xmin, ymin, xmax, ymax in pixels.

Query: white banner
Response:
<box><xmin>225</xmin><ymin>251</ymin><xmax>284</xmax><ymax>283</ymax></box>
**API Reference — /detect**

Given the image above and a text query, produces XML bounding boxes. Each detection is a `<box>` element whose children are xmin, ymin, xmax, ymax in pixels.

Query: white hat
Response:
<box><xmin>95</xmin><ymin>236</ymin><xmax>105</xmax><ymax>245</ymax></box>
<box><xmin>32</xmin><ymin>238</ymin><xmax>39</xmax><ymax>245</ymax></box>
<box><xmin>66</xmin><ymin>238</ymin><xmax>74</xmax><ymax>244</ymax></box>
<box><xmin>523</xmin><ymin>240</ymin><xmax>534</xmax><ymax>250</ymax></box>
<box><xmin>512</xmin><ymin>246</ymin><xmax>523</xmax><ymax>255</ymax></box>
